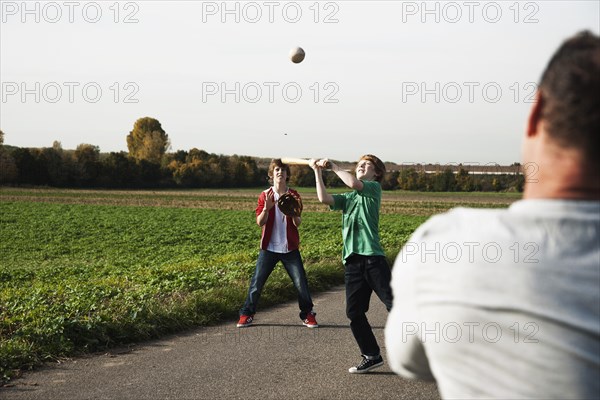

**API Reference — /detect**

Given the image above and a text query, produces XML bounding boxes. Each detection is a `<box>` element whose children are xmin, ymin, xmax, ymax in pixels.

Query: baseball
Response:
<box><xmin>289</xmin><ymin>47</ymin><xmax>305</xmax><ymax>63</ymax></box>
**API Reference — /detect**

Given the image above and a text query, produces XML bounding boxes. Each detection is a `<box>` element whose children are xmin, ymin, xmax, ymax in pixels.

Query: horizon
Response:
<box><xmin>0</xmin><ymin>140</ymin><xmax>523</xmax><ymax>167</ymax></box>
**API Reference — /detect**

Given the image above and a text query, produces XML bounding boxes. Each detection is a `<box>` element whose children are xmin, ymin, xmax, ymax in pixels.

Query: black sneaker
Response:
<box><xmin>348</xmin><ymin>355</ymin><xmax>384</xmax><ymax>374</ymax></box>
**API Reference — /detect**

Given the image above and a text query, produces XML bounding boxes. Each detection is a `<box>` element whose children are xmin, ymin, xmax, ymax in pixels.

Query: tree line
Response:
<box><xmin>0</xmin><ymin>118</ymin><xmax>523</xmax><ymax>191</ymax></box>
<box><xmin>383</xmin><ymin>167</ymin><xmax>524</xmax><ymax>192</ymax></box>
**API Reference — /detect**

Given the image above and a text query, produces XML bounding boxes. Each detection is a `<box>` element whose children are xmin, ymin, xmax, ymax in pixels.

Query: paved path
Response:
<box><xmin>2</xmin><ymin>286</ymin><xmax>440</xmax><ymax>400</ymax></box>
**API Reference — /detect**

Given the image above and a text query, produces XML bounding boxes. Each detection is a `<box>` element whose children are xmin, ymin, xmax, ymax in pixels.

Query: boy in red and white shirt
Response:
<box><xmin>237</xmin><ymin>159</ymin><xmax>318</xmax><ymax>328</ymax></box>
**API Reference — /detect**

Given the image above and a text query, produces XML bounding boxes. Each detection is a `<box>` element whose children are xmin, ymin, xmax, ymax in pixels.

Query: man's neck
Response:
<box><xmin>523</xmin><ymin>143</ymin><xmax>600</xmax><ymax>200</ymax></box>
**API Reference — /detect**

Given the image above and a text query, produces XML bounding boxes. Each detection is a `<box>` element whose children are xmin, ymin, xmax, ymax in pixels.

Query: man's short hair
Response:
<box><xmin>268</xmin><ymin>158</ymin><xmax>291</xmax><ymax>183</ymax></box>
<box><xmin>538</xmin><ymin>30</ymin><xmax>600</xmax><ymax>165</ymax></box>
<box><xmin>358</xmin><ymin>154</ymin><xmax>386</xmax><ymax>182</ymax></box>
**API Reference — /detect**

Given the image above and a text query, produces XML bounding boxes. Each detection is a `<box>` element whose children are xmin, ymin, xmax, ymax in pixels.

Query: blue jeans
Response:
<box><xmin>240</xmin><ymin>249</ymin><xmax>314</xmax><ymax>320</ymax></box>
<box><xmin>344</xmin><ymin>254</ymin><xmax>393</xmax><ymax>357</ymax></box>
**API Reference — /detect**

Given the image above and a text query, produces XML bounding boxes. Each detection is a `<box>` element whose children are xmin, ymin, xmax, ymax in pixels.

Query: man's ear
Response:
<box><xmin>527</xmin><ymin>91</ymin><xmax>544</xmax><ymax>137</ymax></box>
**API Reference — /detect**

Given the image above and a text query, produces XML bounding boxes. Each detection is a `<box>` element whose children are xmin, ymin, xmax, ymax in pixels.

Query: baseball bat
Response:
<box><xmin>281</xmin><ymin>157</ymin><xmax>310</xmax><ymax>166</ymax></box>
<box><xmin>281</xmin><ymin>157</ymin><xmax>332</xmax><ymax>169</ymax></box>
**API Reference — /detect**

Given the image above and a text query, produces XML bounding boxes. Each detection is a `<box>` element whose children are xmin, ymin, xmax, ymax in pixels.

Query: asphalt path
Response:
<box><xmin>2</xmin><ymin>286</ymin><xmax>440</xmax><ymax>400</ymax></box>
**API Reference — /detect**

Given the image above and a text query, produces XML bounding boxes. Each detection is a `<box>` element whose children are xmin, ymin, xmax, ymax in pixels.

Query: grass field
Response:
<box><xmin>0</xmin><ymin>187</ymin><xmax>520</xmax><ymax>383</ymax></box>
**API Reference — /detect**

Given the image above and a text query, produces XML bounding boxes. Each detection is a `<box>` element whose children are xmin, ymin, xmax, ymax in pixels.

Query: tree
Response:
<box><xmin>11</xmin><ymin>148</ymin><xmax>48</xmax><ymax>184</ymax></box>
<box><xmin>41</xmin><ymin>146</ymin><xmax>68</xmax><ymax>186</ymax></box>
<box><xmin>289</xmin><ymin>165</ymin><xmax>314</xmax><ymax>187</ymax></box>
<box><xmin>126</xmin><ymin>117</ymin><xmax>170</xmax><ymax>164</ymax></box>
<box><xmin>172</xmin><ymin>150</ymin><xmax>188</xmax><ymax>163</ymax></box>
<box><xmin>456</xmin><ymin>167</ymin><xmax>474</xmax><ymax>192</ymax></box>
<box><xmin>187</xmin><ymin>148</ymin><xmax>209</xmax><ymax>163</ymax></box>
<box><xmin>74</xmin><ymin>144</ymin><xmax>100</xmax><ymax>185</ymax></box>
<box><xmin>0</xmin><ymin>130</ymin><xmax>19</xmax><ymax>183</ymax></box>
<box><xmin>398</xmin><ymin>168</ymin><xmax>419</xmax><ymax>191</ymax></box>
<box><xmin>100</xmin><ymin>152</ymin><xmax>136</xmax><ymax>187</ymax></box>
<box><xmin>381</xmin><ymin>170</ymin><xmax>399</xmax><ymax>190</ymax></box>
<box><xmin>228</xmin><ymin>155</ymin><xmax>261</xmax><ymax>187</ymax></box>
<box><xmin>0</xmin><ymin>147</ymin><xmax>18</xmax><ymax>184</ymax></box>
<box><xmin>433</xmin><ymin>169</ymin><xmax>456</xmax><ymax>192</ymax></box>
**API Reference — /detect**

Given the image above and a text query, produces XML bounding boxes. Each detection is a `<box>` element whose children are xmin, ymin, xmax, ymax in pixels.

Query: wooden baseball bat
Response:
<box><xmin>281</xmin><ymin>157</ymin><xmax>332</xmax><ymax>169</ymax></box>
<box><xmin>281</xmin><ymin>157</ymin><xmax>311</xmax><ymax>166</ymax></box>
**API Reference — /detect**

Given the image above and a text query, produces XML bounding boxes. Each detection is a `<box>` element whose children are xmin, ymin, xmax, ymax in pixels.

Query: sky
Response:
<box><xmin>1</xmin><ymin>0</ymin><xmax>599</xmax><ymax>165</ymax></box>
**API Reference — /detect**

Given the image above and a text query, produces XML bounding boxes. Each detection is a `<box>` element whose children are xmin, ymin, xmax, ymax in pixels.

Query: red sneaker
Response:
<box><xmin>303</xmin><ymin>312</ymin><xmax>318</xmax><ymax>328</ymax></box>
<box><xmin>236</xmin><ymin>314</ymin><xmax>254</xmax><ymax>328</ymax></box>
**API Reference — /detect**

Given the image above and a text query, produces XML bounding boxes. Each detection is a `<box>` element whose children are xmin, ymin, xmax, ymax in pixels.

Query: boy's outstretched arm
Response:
<box><xmin>314</xmin><ymin>159</ymin><xmax>364</xmax><ymax>192</ymax></box>
<box><xmin>309</xmin><ymin>159</ymin><xmax>334</xmax><ymax>205</ymax></box>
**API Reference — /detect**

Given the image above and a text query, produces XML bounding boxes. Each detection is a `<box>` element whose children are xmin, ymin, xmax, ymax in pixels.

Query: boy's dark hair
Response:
<box><xmin>538</xmin><ymin>30</ymin><xmax>600</xmax><ymax>164</ymax></box>
<box><xmin>358</xmin><ymin>154</ymin><xmax>386</xmax><ymax>182</ymax></box>
<box><xmin>268</xmin><ymin>159</ymin><xmax>291</xmax><ymax>183</ymax></box>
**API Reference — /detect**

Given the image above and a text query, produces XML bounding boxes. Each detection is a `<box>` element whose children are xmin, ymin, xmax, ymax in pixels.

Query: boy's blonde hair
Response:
<box><xmin>358</xmin><ymin>154</ymin><xmax>386</xmax><ymax>182</ymax></box>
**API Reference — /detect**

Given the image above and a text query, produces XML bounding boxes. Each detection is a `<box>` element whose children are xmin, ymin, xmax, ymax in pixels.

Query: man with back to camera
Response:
<box><xmin>385</xmin><ymin>31</ymin><xmax>600</xmax><ymax>399</ymax></box>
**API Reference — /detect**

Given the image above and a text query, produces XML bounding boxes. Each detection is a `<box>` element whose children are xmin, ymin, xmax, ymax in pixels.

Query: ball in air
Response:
<box><xmin>289</xmin><ymin>47</ymin><xmax>305</xmax><ymax>64</ymax></box>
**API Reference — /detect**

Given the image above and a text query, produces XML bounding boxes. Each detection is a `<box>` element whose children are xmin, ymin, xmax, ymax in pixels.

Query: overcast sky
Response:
<box><xmin>1</xmin><ymin>1</ymin><xmax>599</xmax><ymax>165</ymax></box>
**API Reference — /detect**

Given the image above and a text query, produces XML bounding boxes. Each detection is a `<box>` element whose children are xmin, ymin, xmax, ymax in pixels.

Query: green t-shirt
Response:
<box><xmin>330</xmin><ymin>180</ymin><xmax>384</xmax><ymax>261</ymax></box>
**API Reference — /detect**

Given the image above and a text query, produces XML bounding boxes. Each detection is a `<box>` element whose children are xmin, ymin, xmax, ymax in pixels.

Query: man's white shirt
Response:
<box><xmin>385</xmin><ymin>199</ymin><xmax>600</xmax><ymax>399</ymax></box>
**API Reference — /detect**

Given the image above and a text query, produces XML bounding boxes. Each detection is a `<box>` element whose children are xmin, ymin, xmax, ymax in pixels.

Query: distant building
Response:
<box><xmin>387</xmin><ymin>163</ymin><xmax>522</xmax><ymax>176</ymax></box>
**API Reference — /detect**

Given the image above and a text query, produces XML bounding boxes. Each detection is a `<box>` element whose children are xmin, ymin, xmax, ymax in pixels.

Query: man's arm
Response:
<box><xmin>385</xmin><ymin>303</ymin><xmax>434</xmax><ymax>380</ymax></box>
<box><xmin>385</xmin><ymin>234</ymin><xmax>435</xmax><ymax>381</ymax></box>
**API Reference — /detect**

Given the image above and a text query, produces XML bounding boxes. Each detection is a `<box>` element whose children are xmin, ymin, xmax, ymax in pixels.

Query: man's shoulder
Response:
<box><xmin>415</xmin><ymin>207</ymin><xmax>507</xmax><ymax>239</ymax></box>
<box><xmin>432</xmin><ymin>206</ymin><xmax>504</xmax><ymax>222</ymax></box>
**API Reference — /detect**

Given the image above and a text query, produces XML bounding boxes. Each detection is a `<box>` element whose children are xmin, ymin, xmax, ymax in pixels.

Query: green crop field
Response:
<box><xmin>0</xmin><ymin>188</ymin><xmax>520</xmax><ymax>383</ymax></box>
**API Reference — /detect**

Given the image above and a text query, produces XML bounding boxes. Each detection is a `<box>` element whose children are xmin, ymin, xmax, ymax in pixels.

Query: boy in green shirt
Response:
<box><xmin>310</xmin><ymin>155</ymin><xmax>393</xmax><ymax>373</ymax></box>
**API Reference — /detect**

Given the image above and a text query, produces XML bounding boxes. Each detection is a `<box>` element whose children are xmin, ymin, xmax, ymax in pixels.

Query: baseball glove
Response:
<box><xmin>277</xmin><ymin>192</ymin><xmax>303</xmax><ymax>217</ymax></box>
